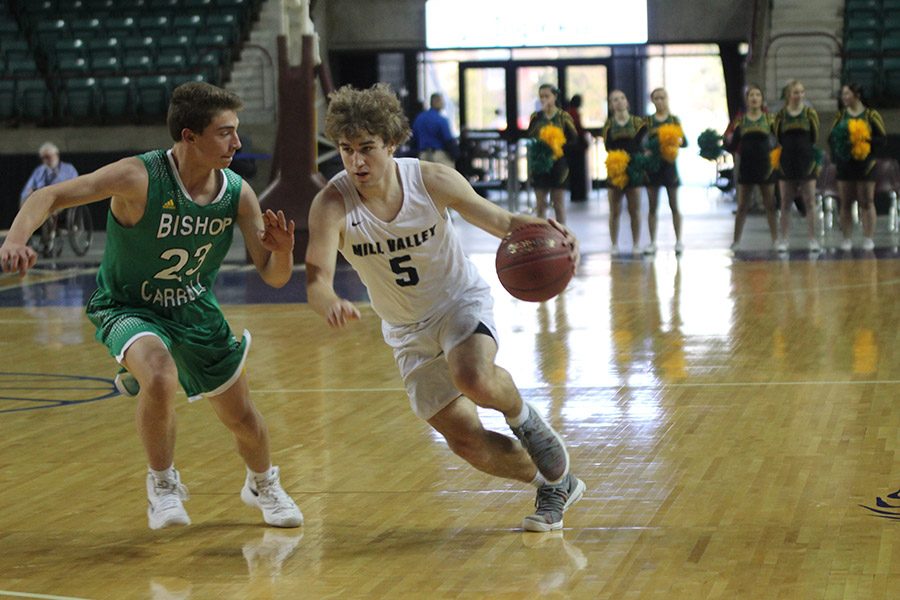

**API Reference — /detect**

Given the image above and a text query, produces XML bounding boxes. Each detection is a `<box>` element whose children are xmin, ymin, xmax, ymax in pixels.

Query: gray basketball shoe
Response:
<box><xmin>523</xmin><ymin>474</ymin><xmax>586</xmax><ymax>532</ymax></box>
<box><xmin>510</xmin><ymin>401</ymin><xmax>570</xmax><ymax>484</ymax></box>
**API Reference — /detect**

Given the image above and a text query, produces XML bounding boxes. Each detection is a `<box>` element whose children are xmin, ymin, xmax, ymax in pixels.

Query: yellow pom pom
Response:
<box><xmin>656</xmin><ymin>123</ymin><xmax>684</xmax><ymax>163</ymax></box>
<box><xmin>848</xmin><ymin>118</ymin><xmax>872</xmax><ymax>161</ymax></box>
<box><xmin>770</xmin><ymin>146</ymin><xmax>782</xmax><ymax>170</ymax></box>
<box><xmin>605</xmin><ymin>150</ymin><xmax>630</xmax><ymax>189</ymax></box>
<box><xmin>538</xmin><ymin>125</ymin><xmax>566</xmax><ymax>159</ymax></box>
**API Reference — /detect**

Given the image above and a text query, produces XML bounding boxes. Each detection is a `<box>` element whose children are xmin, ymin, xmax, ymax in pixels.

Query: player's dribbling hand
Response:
<box><xmin>258</xmin><ymin>209</ymin><xmax>295</xmax><ymax>253</ymax></box>
<box><xmin>547</xmin><ymin>218</ymin><xmax>580</xmax><ymax>270</ymax></box>
<box><xmin>326</xmin><ymin>299</ymin><xmax>361</xmax><ymax>329</ymax></box>
<box><xmin>0</xmin><ymin>241</ymin><xmax>37</xmax><ymax>277</ymax></box>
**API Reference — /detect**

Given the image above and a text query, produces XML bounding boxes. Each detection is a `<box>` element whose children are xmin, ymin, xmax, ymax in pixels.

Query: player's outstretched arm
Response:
<box><xmin>237</xmin><ymin>182</ymin><xmax>294</xmax><ymax>288</ymax></box>
<box><xmin>305</xmin><ymin>186</ymin><xmax>360</xmax><ymax>328</ymax></box>
<box><xmin>1</xmin><ymin>157</ymin><xmax>146</xmax><ymax>276</ymax></box>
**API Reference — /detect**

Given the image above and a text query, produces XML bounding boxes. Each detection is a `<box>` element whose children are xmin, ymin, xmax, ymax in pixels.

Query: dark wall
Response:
<box><xmin>1</xmin><ymin>151</ymin><xmax>131</xmax><ymax>230</ymax></box>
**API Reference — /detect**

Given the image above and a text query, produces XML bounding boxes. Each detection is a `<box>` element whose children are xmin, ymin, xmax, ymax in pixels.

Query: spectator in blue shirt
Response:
<box><xmin>411</xmin><ymin>93</ymin><xmax>458</xmax><ymax>169</ymax></box>
<box><xmin>20</xmin><ymin>142</ymin><xmax>79</xmax><ymax>206</ymax></box>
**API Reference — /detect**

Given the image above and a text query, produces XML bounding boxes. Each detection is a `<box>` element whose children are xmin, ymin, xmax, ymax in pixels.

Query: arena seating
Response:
<box><xmin>843</xmin><ymin>0</ymin><xmax>900</xmax><ymax>102</ymax></box>
<box><xmin>0</xmin><ymin>0</ymin><xmax>260</xmax><ymax>124</ymax></box>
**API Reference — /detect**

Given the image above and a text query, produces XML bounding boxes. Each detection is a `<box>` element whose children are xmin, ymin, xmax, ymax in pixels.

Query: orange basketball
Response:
<box><xmin>495</xmin><ymin>223</ymin><xmax>575</xmax><ymax>302</ymax></box>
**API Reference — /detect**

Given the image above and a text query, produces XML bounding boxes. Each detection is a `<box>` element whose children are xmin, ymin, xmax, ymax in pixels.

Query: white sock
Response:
<box><xmin>530</xmin><ymin>471</ymin><xmax>546</xmax><ymax>488</ymax></box>
<box><xmin>149</xmin><ymin>466</ymin><xmax>176</xmax><ymax>481</ymax></box>
<box><xmin>506</xmin><ymin>402</ymin><xmax>530</xmax><ymax>428</ymax></box>
<box><xmin>248</xmin><ymin>466</ymin><xmax>274</xmax><ymax>484</ymax></box>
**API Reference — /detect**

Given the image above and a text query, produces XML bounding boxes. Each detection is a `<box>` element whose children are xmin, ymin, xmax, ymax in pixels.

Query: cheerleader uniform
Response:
<box><xmin>601</xmin><ymin>115</ymin><xmax>648</xmax><ymax>189</ymax></box>
<box><xmin>727</xmin><ymin>112</ymin><xmax>776</xmax><ymax>185</ymax></box>
<box><xmin>527</xmin><ymin>109</ymin><xmax>578</xmax><ymax>189</ymax></box>
<box><xmin>828</xmin><ymin>107</ymin><xmax>886</xmax><ymax>181</ymax></box>
<box><xmin>645</xmin><ymin>113</ymin><xmax>686</xmax><ymax>188</ymax></box>
<box><xmin>774</xmin><ymin>106</ymin><xmax>819</xmax><ymax>181</ymax></box>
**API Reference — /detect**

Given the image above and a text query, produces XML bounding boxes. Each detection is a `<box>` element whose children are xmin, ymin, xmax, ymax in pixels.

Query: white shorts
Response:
<box><xmin>381</xmin><ymin>290</ymin><xmax>497</xmax><ymax>420</ymax></box>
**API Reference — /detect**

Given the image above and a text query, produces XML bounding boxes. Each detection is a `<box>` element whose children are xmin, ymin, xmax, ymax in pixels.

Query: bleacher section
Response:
<box><xmin>843</xmin><ymin>0</ymin><xmax>900</xmax><ymax>102</ymax></box>
<box><xmin>0</xmin><ymin>0</ymin><xmax>261</xmax><ymax>124</ymax></box>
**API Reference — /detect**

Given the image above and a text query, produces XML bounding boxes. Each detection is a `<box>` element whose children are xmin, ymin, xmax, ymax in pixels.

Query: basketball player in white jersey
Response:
<box><xmin>305</xmin><ymin>84</ymin><xmax>585</xmax><ymax>532</ymax></box>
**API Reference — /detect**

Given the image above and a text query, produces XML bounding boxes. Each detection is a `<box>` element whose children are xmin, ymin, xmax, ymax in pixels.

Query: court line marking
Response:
<box><xmin>0</xmin><ymin>591</ymin><xmax>93</xmax><ymax>600</ymax></box>
<box><xmin>250</xmin><ymin>379</ymin><xmax>900</xmax><ymax>394</ymax></box>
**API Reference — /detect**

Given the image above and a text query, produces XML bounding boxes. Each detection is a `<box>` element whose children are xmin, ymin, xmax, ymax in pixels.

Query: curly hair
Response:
<box><xmin>325</xmin><ymin>83</ymin><xmax>411</xmax><ymax>147</ymax></box>
<box><xmin>167</xmin><ymin>82</ymin><xmax>243</xmax><ymax>142</ymax></box>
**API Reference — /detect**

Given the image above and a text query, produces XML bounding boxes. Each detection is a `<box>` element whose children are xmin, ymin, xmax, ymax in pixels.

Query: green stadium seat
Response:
<box><xmin>0</xmin><ymin>20</ymin><xmax>19</xmax><ymax>36</ymax></box>
<box><xmin>845</xmin><ymin>0</ymin><xmax>879</xmax><ymax>11</ymax></box>
<box><xmin>136</xmin><ymin>74</ymin><xmax>170</xmax><ymax>116</ymax></box>
<box><xmin>123</xmin><ymin>37</ymin><xmax>156</xmax><ymax>55</ymax></box>
<box><xmin>123</xmin><ymin>53</ymin><xmax>154</xmax><ymax>74</ymax></box>
<box><xmin>171</xmin><ymin>72</ymin><xmax>208</xmax><ymax>88</ymax></box>
<box><xmin>58</xmin><ymin>56</ymin><xmax>89</xmax><ymax>76</ymax></box>
<box><xmin>88</xmin><ymin>37</ymin><xmax>121</xmax><ymax>60</ymax></box>
<box><xmin>6</xmin><ymin>57</ymin><xmax>39</xmax><ymax>76</ymax></box>
<box><xmin>98</xmin><ymin>76</ymin><xmax>133</xmax><ymax>118</ymax></box>
<box><xmin>157</xmin><ymin>50</ymin><xmax>187</xmax><ymax>72</ymax></box>
<box><xmin>159</xmin><ymin>35</ymin><xmax>192</xmax><ymax>54</ymax></box>
<box><xmin>71</xmin><ymin>18</ymin><xmax>102</xmax><ymax>40</ymax></box>
<box><xmin>138</xmin><ymin>16</ymin><xmax>170</xmax><ymax>38</ymax></box>
<box><xmin>104</xmin><ymin>17</ymin><xmax>138</xmax><ymax>39</ymax></box>
<box><xmin>844</xmin><ymin>57</ymin><xmax>880</xmax><ymax>98</ymax></box>
<box><xmin>173</xmin><ymin>14</ymin><xmax>204</xmax><ymax>33</ymax></box>
<box><xmin>0</xmin><ymin>79</ymin><xmax>15</xmax><ymax>119</ymax></box>
<box><xmin>882</xmin><ymin>32</ymin><xmax>900</xmax><ymax>54</ymax></box>
<box><xmin>35</xmin><ymin>19</ymin><xmax>69</xmax><ymax>47</ymax></box>
<box><xmin>62</xmin><ymin>77</ymin><xmax>99</xmax><ymax>119</ymax></box>
<box><xmin>90</xmin><ymin>55</ymin><xmax>121</xmax><ymax>75</ymax></box>
<box><xmin>883</xmin><ymin>57</ymin><xmax>900</xmax><ymax>96</ymax></box>
<box><xmin>207</xmin><ymin>14</ymin><xmax>239</xmax><ymax>43</ymax></box>
<box><xmin>148</xmin><ymin>0</ymin><xmax>180</xmax><ymax>10</ymax></box>
<box><xmin>185</xmin><ymin>0</ymin><xmax>214</xmax><ymax>9</ymax></box>
<box><xmin>845</xmin><ymin>36</ymin><xmax>879</xmax><ymax>56</ymax></box>
<box><xmin>17</xmin><ymin>78</ymin><xmax>52</xmax><ymax>121</ymax></box>
<box><xmin>1</xmin><ymin>39</ymin><xmax>30</xmax><ymax>56</ymax></box>
<box><xmin>84</xmin><ymin>0</ymin><xmax>115</xmax><ymax>9</ymax></box>
<box><xmin>192</xmin><ymin>51</ymin><xmax>221</xmax><ymax>83</ymax></box>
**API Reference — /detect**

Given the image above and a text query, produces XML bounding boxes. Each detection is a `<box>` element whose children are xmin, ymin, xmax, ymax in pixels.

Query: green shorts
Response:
<box><xmin>86</xmin><ymin>290</ymin><xmax>250</xmax><ymax>402</ymax></box>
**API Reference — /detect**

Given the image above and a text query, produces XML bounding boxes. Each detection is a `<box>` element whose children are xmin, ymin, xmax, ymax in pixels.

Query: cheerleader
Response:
<box><xmin>828</xmin><ymin>83</ymin><xmax>886</xmax><ymax>251</ymax></box>
<box><xmin>644</xmin><ymin>87</ymin><xmax>686</xmax><ymax>254</ymax></box>
<box><xmin>773</xmin><ymin>80</ymin><xmax>821</xmax><ymax>252</ymax></box>
<box><xmin>727</xmin><ymin>84</ymin><xmax>778</xmax><ymax>250</ymax></box>
<box><xmin>602</xmin><ymin>89</ymin><xmax>647</xmax><ymax>254</ymax></box>
<box><xmin>527</xmin><ymin>84</ymin><xmax>578</xmax><ymax>225</ymax></box>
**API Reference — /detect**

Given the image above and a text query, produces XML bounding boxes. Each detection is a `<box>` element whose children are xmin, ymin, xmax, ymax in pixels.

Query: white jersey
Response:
<box><xmin>333</xmin><ymin>158</ymin><xmax>489</xmax><ymax>326</ymax></box>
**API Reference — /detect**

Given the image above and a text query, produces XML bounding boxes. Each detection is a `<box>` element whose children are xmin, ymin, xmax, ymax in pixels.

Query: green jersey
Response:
<box><xmin>95</xmin><ymin>149</ymin><xmax>243</xmax><ymax>316</ymax></box>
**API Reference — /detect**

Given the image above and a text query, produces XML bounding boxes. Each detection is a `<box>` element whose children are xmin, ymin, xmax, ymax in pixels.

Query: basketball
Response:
<box><xmin>495</xmin><ymin>223</ymin><xmax>575</xmax><ymax>302</ymax></box>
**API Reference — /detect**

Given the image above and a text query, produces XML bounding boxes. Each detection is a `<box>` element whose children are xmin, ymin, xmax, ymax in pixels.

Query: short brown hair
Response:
<box><xmin>325</xmin><ymin>83</ymin><xmax>410</xmax><ymax>146</ymax></box>
<box><xmin>167</xmin><ymin>82</ymin><xmax>243</xmax><ymax>142</ymax></box>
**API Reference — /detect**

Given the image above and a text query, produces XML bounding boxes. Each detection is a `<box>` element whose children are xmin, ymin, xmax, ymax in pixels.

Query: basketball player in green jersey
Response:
<box><xmin>0</xmin><ymin>83</ymin><xmax>302</xmax><ymax>530</ymax></box>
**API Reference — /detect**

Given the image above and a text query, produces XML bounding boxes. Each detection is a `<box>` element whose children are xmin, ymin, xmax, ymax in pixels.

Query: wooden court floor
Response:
<box><xmin>0</xmin><ymin>251</ymin><xmax>898</xmax><ymax>599</ymax></box>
